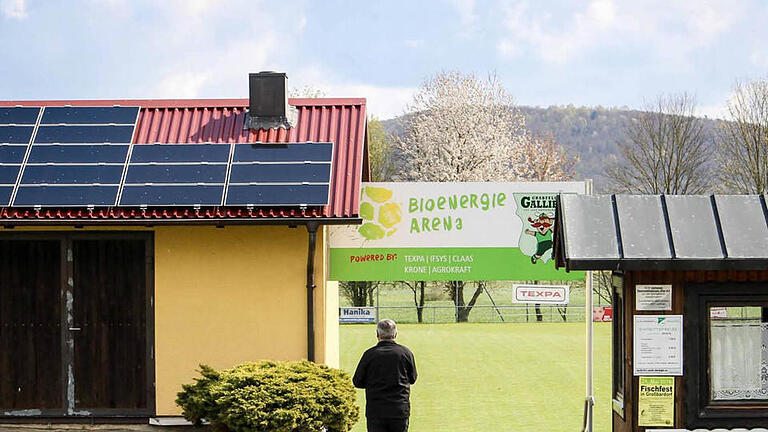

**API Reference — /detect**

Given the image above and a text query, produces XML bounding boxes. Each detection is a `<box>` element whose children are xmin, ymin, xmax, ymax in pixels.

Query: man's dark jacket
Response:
<box><xmin>353</xmin><ymin>340</ymin><xmax>417</xmax><ymax>419</ymax></box>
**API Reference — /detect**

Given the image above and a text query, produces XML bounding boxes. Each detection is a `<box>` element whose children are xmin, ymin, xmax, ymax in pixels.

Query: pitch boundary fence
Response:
<box><xmin>341</xmin><ymin>304</ymin><xmax>611</xmax><ymax>324</ymax></box>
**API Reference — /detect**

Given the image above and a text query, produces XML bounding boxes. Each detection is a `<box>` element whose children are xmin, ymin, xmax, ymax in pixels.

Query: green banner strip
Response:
<box><xmin>329</xmin><ymin>247</ymin><xmax>584</xmax><ymax>281</ymax></box>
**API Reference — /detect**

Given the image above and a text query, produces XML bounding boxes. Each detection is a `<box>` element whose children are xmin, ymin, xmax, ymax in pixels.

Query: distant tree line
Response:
<box><xmin>342</xmin><ymin>72</ymin><xmax>768</xmax><ymax>321</ymax></box>
<box><xmin>605</xmin><ymin>78</ymin><xmax>768</xmax><ymax>194</ymax></box>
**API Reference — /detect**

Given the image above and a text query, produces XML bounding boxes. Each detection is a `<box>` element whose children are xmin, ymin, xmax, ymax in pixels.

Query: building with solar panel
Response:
<box><xmin>0</xmin><ymin>73</ymin><xmax>367</xmax><ymax>421</ymax></box>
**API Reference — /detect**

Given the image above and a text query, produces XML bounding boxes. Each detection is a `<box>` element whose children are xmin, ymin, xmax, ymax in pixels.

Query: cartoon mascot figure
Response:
<box><xmin>524</xmin><ymin>213</ymin><xmax>554</xmax><ymax>264</ymax></box>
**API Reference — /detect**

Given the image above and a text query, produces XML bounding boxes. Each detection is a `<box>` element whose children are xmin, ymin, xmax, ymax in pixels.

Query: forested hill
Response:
<box><xmin>382</xmin><ymin>105</ymin><xmax>721</xmax><ymax>191</ymax></box>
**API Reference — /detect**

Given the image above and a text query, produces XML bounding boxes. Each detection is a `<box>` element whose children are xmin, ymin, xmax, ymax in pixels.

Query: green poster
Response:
<box><xmin>638</xmin><ymin>376</ymin><xmax>675</xmax><ymax>427</ymax></box>
<box><xmin>329</xmin><ymin>182</ymin><xmax>586</xmax><ymax>281</ymax></box>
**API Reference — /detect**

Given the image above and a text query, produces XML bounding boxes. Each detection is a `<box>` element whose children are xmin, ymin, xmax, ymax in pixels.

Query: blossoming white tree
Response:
<box><xmin>394</xmin><ymin>71</ymin><xmax>536</xmax><ymax>322</ymax></box>
<box><xmin>394</xmin><ymin>71</ymin><xmax>529</xmax><ymax>183</ymax></box>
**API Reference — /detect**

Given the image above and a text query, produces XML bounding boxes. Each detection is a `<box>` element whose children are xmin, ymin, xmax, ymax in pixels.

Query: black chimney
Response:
<box><xmin>247</xmin><ymin>71</ymin><xmax>296</xmax><ymax>130</ymax></box>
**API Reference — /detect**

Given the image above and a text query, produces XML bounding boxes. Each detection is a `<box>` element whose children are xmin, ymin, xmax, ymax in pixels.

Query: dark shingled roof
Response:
<box><xmin>554</xmin><ymin>194</ymin><xmax>768</xmax><ymax>271</ymax></box>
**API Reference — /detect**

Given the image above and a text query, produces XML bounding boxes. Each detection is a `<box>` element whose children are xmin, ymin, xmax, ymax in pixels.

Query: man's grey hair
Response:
<box><xmin>377</xmin><ymin>319</ymin><xmax>397</xmax><ymax>340</ymax></box>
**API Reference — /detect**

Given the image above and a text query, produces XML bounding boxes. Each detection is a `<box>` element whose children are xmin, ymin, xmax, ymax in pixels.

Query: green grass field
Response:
<box><xmin>340</xmin><ymin>323</ymin><xmax>611</xmax><ymax>432</ymax></box>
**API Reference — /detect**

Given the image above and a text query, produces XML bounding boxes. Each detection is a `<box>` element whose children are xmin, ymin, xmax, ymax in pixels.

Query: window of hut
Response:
<box><xmin>709</xmin><ymin>306</ymin><xmax>768</xmax><ymax>401</ymax></box>
<box><xmin>684</xmin><ymin>284</ymin><xmax>768</xmax><ymax>428</ymax></box>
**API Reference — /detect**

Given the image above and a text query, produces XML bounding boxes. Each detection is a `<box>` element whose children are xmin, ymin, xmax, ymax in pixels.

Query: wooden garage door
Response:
<box><xmin>0</xmin><ymin>233</ymin><xmax>153</xmax><ymax>418</ymax></box>
<box><xmin>0</xmin><ymin>239</ymin><xmax>62</xmax><ymax>413</ymax></box>
<box><xmin>72</xmin><ymin>238</ymin><xmax>149</xmax><ymax>412</ymax></box>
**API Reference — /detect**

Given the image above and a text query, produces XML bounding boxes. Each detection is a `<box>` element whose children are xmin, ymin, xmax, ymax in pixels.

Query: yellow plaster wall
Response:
<box><xmin>153</xmin><ymin>225</ymin><xmax>331</xmax><ymax>415</ymax></box>
<box><xmin>322</xmin><ymin>281</ymin><xmax>340</xmax><ymax>367</ymax></box>
<box><xmin>322</xmin><ymin>226</ymin><xmax>340</xmax><ymax>368</ymax></box>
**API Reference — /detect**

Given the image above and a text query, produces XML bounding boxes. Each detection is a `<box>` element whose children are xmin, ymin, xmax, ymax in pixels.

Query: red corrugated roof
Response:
<box><xmin>0</xmin><ymin>98</ymin><xmax>367</xmax><ymax>223</ymax></box>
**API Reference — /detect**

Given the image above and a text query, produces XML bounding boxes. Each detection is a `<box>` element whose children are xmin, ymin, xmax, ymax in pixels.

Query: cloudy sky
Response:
<box><xmin>1</xmin><ymin>0</ymin><xmax>766</xmax><ymax>119</ymax></box>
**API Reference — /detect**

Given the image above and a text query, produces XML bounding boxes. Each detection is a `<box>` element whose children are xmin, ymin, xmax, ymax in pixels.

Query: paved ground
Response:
<box><xmin>0</xmin><ymin>426</ymin><xmax>208</xmax><ymax>431</ymax></box>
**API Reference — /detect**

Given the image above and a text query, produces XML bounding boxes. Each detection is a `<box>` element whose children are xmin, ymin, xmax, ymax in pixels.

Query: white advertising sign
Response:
<box><xmin>636</xmin><ymin>285</ymin><xmax>673</xmax><ymax>311</ymax></box>
<box><xmin>512</xmin><ymin>284</ymin><xmax>570</xmax><ymax>305</ymax></box>
<box><xmin>329</xmin><ymin>181</ymin><xmax>587</xmax><ymax>281</ymax></box>
<box><xmin>339</xmin><ymin>307</ymin><xmax>376</xmax><ymax>324</ymax></box>
<box><xmin>633</xmin><ymin>315</ymin><xmax>684</xmax><ymax>376</ymax></box>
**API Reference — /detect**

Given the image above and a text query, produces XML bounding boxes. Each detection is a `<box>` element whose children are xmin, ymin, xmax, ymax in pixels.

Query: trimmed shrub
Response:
<box><xmin>177</xmin><ymin>360</ymin><xmax>360</xmax><ymax>432</ymax></box>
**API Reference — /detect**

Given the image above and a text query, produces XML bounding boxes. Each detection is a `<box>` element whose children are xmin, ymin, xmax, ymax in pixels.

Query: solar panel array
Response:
<box><xmin>0</xmin><ymin>106</ymin><xmax>333</xmax><ymax>207</ymax></box>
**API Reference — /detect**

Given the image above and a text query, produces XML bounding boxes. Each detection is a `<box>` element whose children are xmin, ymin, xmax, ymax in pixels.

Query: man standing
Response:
<box><xmin>353</xmin><ymin>319</ymin><xmax>417</xmax><ymax>432</ymax></box>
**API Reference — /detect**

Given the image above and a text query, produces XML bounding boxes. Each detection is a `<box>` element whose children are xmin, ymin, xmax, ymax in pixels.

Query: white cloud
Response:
<box><xmin>1</xmin><ymin>0</ymin><xmax>27</xmax><ymax>19</ymax></box>
<box><xmin>588</xmin><ymin>0</ymin><xmax>616</xmax><ymax>26</ymax></box>
<box><xmin>325</xmin><ymin>83</ymin><xmax>416</xmax><ymax>119</ymax></box>
<box><xmin>298</xmin><ymin>16</ymin><xmax>307</xmax><ymax>33</ymax></box>
<box><xmin>450</xmin><ymin>0</ymin><xmax>477</xmax><ymax>25</ymax></box>
<box><xmin>496</xmin><ymin>40</ymin><xmax>520</xmax><ymax>57</ymax></box>
<box><xmin>678</xmin><ymin>0</ymin><xmax>735</xmax><ymax>43</ymax></box>
<box><xmin>128</xmin><ymin>1</ymin><xmax>413</xmax><ymax>119</ymax></box>
<box><xmin>292</xmin><ymin>66</ymin><xmax>416</xmax><ymax>119</ymax></box>
<box><xmin>497</xmin><ymin>0</ymin><xmax>618</xmax><ymax>63</ymax></box>
<box><xmin>404</xmin><ymin>39</ymin><xmax>424</xmax><ymax>48</ymax></box>
<box><xmin>121</xmin><ymin>0</ymin><xmax>285</xmax><ymax>98</ymax></box>
<box><xmin>751</xmin><ymin>51</ymin><xmax>768</xmax><ymax>69</ymax></box>
<box><xmin>697</xmin><ymin>102</ymin><xmax>729</xmax><ymax>120</ymax></box>
<box><xmin>449</xmin><ymin>0</ymin><xmax>479</xmax><ymax>36</ymax></box>
<box><xmin>151</xmin><ymin>31</ymin><xmax>281</xmax><ymax>98</ymax></box>
<box><xmin>32</xmin><ymin>0</ymin><xmax>414</xmax><ymax>118</ymax></box>
<box><xmin>497</xmin><ymin>0</ymin><xmax>742</xmax><ymax>65</ymax></box>
<box><xmin>172</xmin><ymin>0</ymin><xmax>220</xmax><ymax>18</ymax></box>
<box><xmin>154</xmin><ymin>72</ymin><xmax>212</xmax><ymax>99</ymax></box>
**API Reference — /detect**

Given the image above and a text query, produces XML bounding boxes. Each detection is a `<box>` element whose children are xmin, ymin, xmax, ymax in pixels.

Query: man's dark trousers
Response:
<box><xmin>367</xmin><ymin>417</ymin><xmax>409</xmax><ymax>432</ymax></box>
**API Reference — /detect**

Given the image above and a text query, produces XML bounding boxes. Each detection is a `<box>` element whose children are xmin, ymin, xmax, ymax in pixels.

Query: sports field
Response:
<box><xmin>340</xmin><ymin>323</ymin><xmax>611</xmax><ymax>432</ymax></box>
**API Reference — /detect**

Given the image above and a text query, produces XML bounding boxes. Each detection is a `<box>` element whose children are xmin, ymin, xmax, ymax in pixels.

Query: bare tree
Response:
<box><xmin>519</xmin><ymin>132</ymin><xmax>579</xmax><ymax>181</ymax></box>
<box><xmin>395</xmin><ymin>71</ymin><xmax>531</xmax><ymax>322</ymax></box>
<box><xmin>340</xmin><ymin>281</ymin><xmax>377</xmax><ymax>307</ymax></box>
<box><xmin>717</xmin><ymin>78</ymin><xmax>768</xmax><ymax>193</ymax></box>
<box><xmin>402</xmin><ymin>281</ymin><xmax>426</xmax><ymax>323</ymax></box>
<box><xmin>516</xmin><ymin>134</ymin><xmax>578</xmax><ymax>321</ymax></box>
<box><xmin>442</xmin><ymin>281</ymin><xmax>488</xmax><ymax>323</ymax></box>
<box><xmin>593</xmin><ymin>271</ymin><xmax>613</xmax><ymax>305</ymax></box>
<box><xmin>605</xmin><ymin>93</ymin><xmax>711</xmax><ymax>194</ymax></box>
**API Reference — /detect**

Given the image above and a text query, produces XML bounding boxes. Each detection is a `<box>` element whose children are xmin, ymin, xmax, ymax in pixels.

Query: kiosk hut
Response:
<box><xmin>555</xmin><ymin>194</ymin><xmax>768</xmax><ymax>431</ymax></box>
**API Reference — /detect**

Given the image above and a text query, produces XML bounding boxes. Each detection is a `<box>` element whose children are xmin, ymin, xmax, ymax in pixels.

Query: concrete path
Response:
<box><xmin>0</xmin><ymin>425</ymin><xmax>209</xmax><ymax>431</ymax></box>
